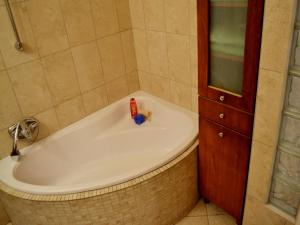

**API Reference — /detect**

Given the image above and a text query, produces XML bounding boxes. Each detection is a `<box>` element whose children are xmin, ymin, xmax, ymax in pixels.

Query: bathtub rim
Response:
<box><xmin>0</xmin><ymin>139</ymin><xmax>198</xmax><ymax>202</ymax></box>
<box><xmin>0</xmin><ymin>91</ymin><xmax>198</xmax><ymax>195</ymax></box>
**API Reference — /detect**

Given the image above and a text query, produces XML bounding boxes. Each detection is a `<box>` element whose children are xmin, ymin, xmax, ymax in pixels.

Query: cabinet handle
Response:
<box><xmin>219</xmin><ymin>96</ymin><xmax>225</xmax><ymax>102</ymax></box>
<box><xmin>218</xmin><ymin>132</ymin><xmax>224</xmax><ymax>138</ymax></box>
<box><xmin>219</xmin><ymin>113</ymin><xmax>224</xmax><ymax>119</ymax></box>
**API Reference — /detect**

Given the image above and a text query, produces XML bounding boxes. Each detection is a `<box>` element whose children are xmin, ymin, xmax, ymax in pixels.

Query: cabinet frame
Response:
<box><xmin>198</xmin><ymin>0</ymin><xmax>264</xmax><ymax>113</ymax></box>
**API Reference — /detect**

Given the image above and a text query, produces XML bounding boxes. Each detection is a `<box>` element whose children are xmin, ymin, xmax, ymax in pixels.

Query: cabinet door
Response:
<box><xmin>199</xmin><ymin>118</ymin><xmax>251</xmax><ymax>223</ymax></box>
<box><xmin>198</xmin><ymin>0</ymin><xmax>264</xmax><ymax>113</ymax></box>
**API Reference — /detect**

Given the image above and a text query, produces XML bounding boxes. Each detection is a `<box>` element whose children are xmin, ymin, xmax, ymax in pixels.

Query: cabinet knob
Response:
<box><xmin>218</xmin><ymin>132</ymin><xmax>224</xmax><ymax>138</ymax></box>
<box><xmin>219</xmin><ymin>96</ymin><xmax>225</xmax><ymax>102</ymax></box>
<box><xmin>219</xmin><ymin>113</ymin><xmax>224</xmax><ymax>119</ymax></box>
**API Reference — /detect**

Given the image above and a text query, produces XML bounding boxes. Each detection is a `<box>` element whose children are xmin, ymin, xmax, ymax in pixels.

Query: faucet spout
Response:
<box><xmin>11</xmin><ymin>122</ymin><xmax>21</xmax><ymax>157</ymax></box>
<box><xmin>8</xmin><ymin>117</ymin><xmax>39</xmax><ymax>158</ymax></box>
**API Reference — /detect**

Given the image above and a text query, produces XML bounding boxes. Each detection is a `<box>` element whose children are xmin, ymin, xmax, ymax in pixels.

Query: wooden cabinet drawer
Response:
<box><xmin>198</xmin><ymin>118</ymin><xmax>251</xmax><ymax>222</ymax></box>
<box><xmin>199</xmin><ymin>97</ymin><xmax>253</xmax><ymax>136</ymax></box>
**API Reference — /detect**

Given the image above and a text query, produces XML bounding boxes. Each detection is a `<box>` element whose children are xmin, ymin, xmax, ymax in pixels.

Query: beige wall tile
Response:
<box><xmin>71</xmin><ymin>42</ymin><xmax>104</xmax><ymax>93</ymax></box>
<box><xmin>0</xmin><ymin>51</ymin><xmax>5</xmax><ymax>71</ymax></box>
<box><xmin>0</xmin><ymin>201</ymin><xmax>9</xmax><ymax>225</ymax></box>
<box><xmin>133</xmin><ymin>29</ymin><xmax>150</xmax><ymax>72</ymax></box>
<box><xmin>60</xmin><ymin>0</ymin><xmax>96</xmax><ymax>46</ymax></box>
<box><xmin>246</xmin><ymin>141</ymin><xmax>276</xmax><ymax>202</ymax></box>
<box><xmin>8</xmin><ymin>61</ymin><xmax>52</xmax><ymax>116</ymax></box>
<box><xmin>55</xmin><ymin>96</ymin><xmax>85</xmax><ymax>128</ymax></box>
<box><xmin>91</xmin><ymin>0</ymin><xmax>119</xmax><ymax>38</ymax></box>
<box><xmin>190</xmin><ymin>36</ymin><xmax>198</xmax><ymax>87</ymax></box>
<box><xmin>259</xmin><ymin>0</ymin><xmax>295</xmax><ymax>72</ymax></box>
<box><xmin>42</xmin><ymin>50</ymin><xmax>80</xmax><ymax>105</ymax></box>
<box><xmin>98</xmin><ymin>34</ymin><xmax>126</xmax><ymax>82</ymax></box>
<box><xmin>147</xmin><ymin>31</ymin><xmax>169</xmax><ymax>77</ymax></box>
<box><xmin>0</xmin><ymin>70</ymin><xmax>22</xmax><ymax>130</ymax></box>
<box><xmin>0</xmin><ymin>129</ymin><xmax>12</xmax><ymax>159</ymax></box>
<box><xmin>82</xmin><ymin>85</ymin><xmax>108</xmax><ymax>114</ymax></box>
<box><xmin>138</xmin><ymin>70</ymin><xmax>152</xmax><ymax>93</ymax></box>
<box><xmin>144</xmin><ymin>0</ymin><xmax>165</xmax><ymax>31</ymax></box>
<box><xmin>165</xmin><ymin>0</ymin><xmax>190</xmax><ymax>35</ymax></box>
<box><xmin>0</xmin><ymin>6</ymin><xmax>14</xmax><ymax>49</ymax></box>
<box><xmin>0</xmin><ymin>3</ymin><xmax>38</xmax><ymax>68</ymax></box>
<box><xmin>191</xmin><ymin>87</ymin><xmax>198</xmax><ymax>113</ymax></box>
<box><xmin>121</xmin><ymin>30</ymin><xmax>137</xmax><ymax>73</ymax></box>
<box><xmin>189</xmin><ymin>0</ymin><xmax>197</xmax><ymax>36</ymax></box>
<box><xmin>151</xmin><ymin>75</ymin><xmax>170</xmax><ymax>100</ymax></box>
<box><xmin>27</xmin><ymin>0</ymin><xmax>69</xmax><ymax>56</ymax></box>
<box><xmin>129</xmin><ymin>0</ymin><xmax>145</xmax><ymax>29</ymax></box>
<box><xmin>167</xmin><ymin>34</ymin><xmax>191</xmax><ymax>84</ymax></box>
<box><xmin>243</xmin><ymin>195</ymin><xmax>287</xmax><ymax>225</ymax></box>
<box><xmin>252</xmin><ymin>69</ymin><xmax>286</xmax><ymax>147</ymax></box>
<box><xmin>0</xmin><ymin>0</ymin><xmax>24</xmax><ymax>6</ymax></box>
<box><xmin>170</xmin><ymin>81</ymin><xmax>192</xmax><ymax>109</ymax></box>
<box><xmin>106</xmin><ymin>76</ymin><xmax>128</xmax><ymax>103</ymax></box>
<box><xmin>126</xmin><ymin>71</ymin><xmax>140</xmax><ymax>93</ymax></box>
<box><xmin>116</xmin><ymin>0</ymin><xmax>131</xmax><ymax>30</ymax></box>
<box><xmin>285</xmin><ymin>221</ymin><xmax>296</xmax><ymax>225</ymax></box>
<box><xmin>35</xmin><ymin>108</ymin><xmax>59</xmax><ymax>140</ymax></box>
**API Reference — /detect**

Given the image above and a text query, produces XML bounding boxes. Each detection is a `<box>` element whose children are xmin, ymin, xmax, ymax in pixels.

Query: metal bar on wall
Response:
<box><xmin>4</xmin><ymin>0</ymin><xmax>23</xmax><ymax>51</ymax></box>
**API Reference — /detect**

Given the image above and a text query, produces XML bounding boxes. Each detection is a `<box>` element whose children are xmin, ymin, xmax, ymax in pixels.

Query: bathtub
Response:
<box><xmin>0</xmin><ymin>91</ymin><xmax>199</xmax><ymax>225</ymax></box>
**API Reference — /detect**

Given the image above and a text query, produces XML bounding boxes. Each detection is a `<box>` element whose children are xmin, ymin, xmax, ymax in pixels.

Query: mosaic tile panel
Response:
<box><xmin>0</xmin><ymin>144</ymin><xmax>198</xmax><ymax>225</ymax></box>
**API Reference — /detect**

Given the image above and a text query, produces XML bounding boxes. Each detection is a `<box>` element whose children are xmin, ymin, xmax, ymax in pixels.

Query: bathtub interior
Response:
<box><xmin>0</xmin><ymin>91</ymin><xmax>198</xmax><ymax>194</ymax></box>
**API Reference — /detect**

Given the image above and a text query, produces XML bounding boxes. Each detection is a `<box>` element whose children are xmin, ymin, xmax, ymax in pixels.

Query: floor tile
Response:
<box><xmin>187</xmin><ymin>200</ymin><xmax>207</xmax><ymax>216</ymax></box>
<box><xmin>206</xmin><ymin>203</ymin><xmax>226</xmax><ymax>215</ymax></box>
<box><xmin>208</xmin><ymin>214</ymin><xmax>237</xmax><ymax>225</ymax></box>
<box><xmin>177</xmin><ymin>216</ymin><xmax>209</xmax><ymax>225</ymax></box>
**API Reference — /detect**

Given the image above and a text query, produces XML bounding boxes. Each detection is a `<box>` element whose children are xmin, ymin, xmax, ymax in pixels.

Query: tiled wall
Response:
<box><xmin>1</xmin><ymin>1</ymin><xmax>298</xmax><ymax>225</ymax></box>
<box><xmin>0</xmin><ymin>0</ymin><xmax>139</xmax><ymax>159</ymax></box>
<box><xmin>129</xmin><ymin>0</ymin><xmax>198</xmax><ymax>112</ymax></box>
<box><xmin>0</xmin><ymin>1</ymin><xmax>138</xmax><ymax>223</ymax></box>
<box><xmin>243</xmin><ymin>0</ymin><xmax>299</xmax><ymax>225</ymax></box>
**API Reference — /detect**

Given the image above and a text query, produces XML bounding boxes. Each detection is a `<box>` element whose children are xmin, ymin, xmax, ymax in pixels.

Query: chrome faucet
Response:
<box><xmin>8</xmin><ymin>118</ymin><xmax>39</xmax><ymax>157</ymax></box>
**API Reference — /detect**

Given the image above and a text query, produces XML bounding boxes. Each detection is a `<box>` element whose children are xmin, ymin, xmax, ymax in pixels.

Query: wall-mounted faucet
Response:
<box><xmin>8</xmin><ymin>118</ymin><xmax>39</xmax><ymax>158</ymax></box>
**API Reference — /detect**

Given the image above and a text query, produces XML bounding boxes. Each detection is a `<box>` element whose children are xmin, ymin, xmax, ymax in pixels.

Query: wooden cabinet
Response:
<box><xmin>199</xmin><ymin>118</ymin><xmax>251</xmax><ymax>223</ymax></box>
<box><xmin>197</xmin><ymin>0</ymin><xmax>264</xmax><ymax>224</ymax></box>
<box><xmin>199</xmin><ymin>98</ymin><xmax>253</xmax><ymax>136</ymax></box>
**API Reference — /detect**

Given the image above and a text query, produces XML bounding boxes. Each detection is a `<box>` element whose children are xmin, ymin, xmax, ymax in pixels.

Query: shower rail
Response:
<box><xmin>4</xmin><ymin>0</ymin><xmax>23</xmax><ymax>51</ymax></box>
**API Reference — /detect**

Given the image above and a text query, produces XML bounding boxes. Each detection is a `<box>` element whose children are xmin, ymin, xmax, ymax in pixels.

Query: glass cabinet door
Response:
<box><xmin>209</xmin><ymin>0</ymin><xmax>248</xmax><ymax>95</ymax></box>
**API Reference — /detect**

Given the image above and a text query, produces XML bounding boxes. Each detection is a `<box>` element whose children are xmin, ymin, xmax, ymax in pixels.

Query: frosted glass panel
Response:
<box><xmin>288</xmin><ymin>76</ymin><xmax>300</xmax><ymax>111</ymax></box>
<box><xmin>210</xmin><ymin>55</ymin><xmax>243</xmax><ymax>93</ymax></box>
<box><xmin>209</xmin><ymin>1</ymin><xmax>248</xmax><ymax>94</ymax></box>
<box><xmin>275</xmin><ymin>151</ymin><xmax>300</xmax><ymax>185</ymax></box>
<box><xmin>270</xmin><ymin>177</ymin><xmax>300</xmax><ymax>216</ymax></box>
<box><xmin>280</xmin><ymin>116</ymin><xmax>300</xmax><ymax>148</ymax></box>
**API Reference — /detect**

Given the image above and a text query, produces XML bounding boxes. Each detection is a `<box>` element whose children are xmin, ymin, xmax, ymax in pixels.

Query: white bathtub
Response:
<box><xmin>0</xmin><ymin>91</ymin><xmax>198</xmax><ymax>195</ymax></box>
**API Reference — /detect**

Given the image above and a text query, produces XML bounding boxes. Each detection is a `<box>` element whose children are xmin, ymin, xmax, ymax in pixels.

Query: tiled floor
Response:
<box><xmin>176</xmin><ymin>200</ymin><xmax>237</xmax><ymax>225</ymax></box>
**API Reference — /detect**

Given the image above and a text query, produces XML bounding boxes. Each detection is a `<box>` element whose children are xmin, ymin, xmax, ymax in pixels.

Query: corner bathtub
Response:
<box><xmin>0</xmin><ymin>91</ymin><xmax>199</xmax><ymax>225</ymax></box>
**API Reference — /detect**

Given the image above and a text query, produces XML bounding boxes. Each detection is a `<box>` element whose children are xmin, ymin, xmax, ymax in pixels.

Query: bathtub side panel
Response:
<box><xmin>0</xmin><ymin>146</ymin><xmax>198</xmax><ymax>225</ymax></box>
<box><xmin>0</xmin><ymin>201</ymin><xmax>9</xmax><ymax>225</ymax></box>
